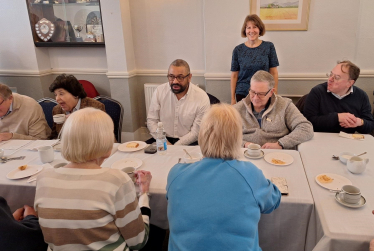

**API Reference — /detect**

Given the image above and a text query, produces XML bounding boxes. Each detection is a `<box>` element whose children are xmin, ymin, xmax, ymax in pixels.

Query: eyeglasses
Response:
<box><xmin>0</xmin><ymin>99</ymin><xmax>5</xmax><ymax>106</ymax></box>
<box><xmin>326</xmin><ymin>72</ymin><xmax>349</xmax><ymax>82</ymax></box>
<box><xmin>249</xmin><ymin>89</ymin><xmax>272</xmax><ymax>98</ymax></box>
<box><xmin>167</xmin><ymin>74</ymin><xmax>190</xmax><ymax>82</ymax></box>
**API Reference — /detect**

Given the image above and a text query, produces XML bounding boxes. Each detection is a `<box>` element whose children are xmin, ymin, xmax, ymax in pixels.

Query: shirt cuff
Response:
<box><xmin>138</xmin><ymin>193</ymin><xmax>150</xmax><ymax>209</ymax></box>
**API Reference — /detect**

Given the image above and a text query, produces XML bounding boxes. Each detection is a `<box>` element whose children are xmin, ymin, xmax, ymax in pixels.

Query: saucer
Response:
<box><xmin>335</xmin><ymin>192</ymin><xmax>366</xmax><ymax>208</ymax></box>
<box><xmin>244</xmin><ymin>150</ymin><xmax>264</xmax><ymax>159</ymax></box>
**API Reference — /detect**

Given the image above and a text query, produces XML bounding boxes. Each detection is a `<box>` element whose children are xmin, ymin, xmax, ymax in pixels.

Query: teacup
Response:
<box><xmin>183</xmin><ymin>152</ymin><xmax>203</xmax><ymax>163</ymax></box>
<box><xmin>38</xmin><ymin>146</ymin><xmax>54</xmax><ymax>163</ymax></box>
<box><xmin>122</xmin><ymin>166</ymin><xmax>136</xmax><ymax>180</ymax></box>
<box><xmin>0</xmin><ymin>149</ymin><xmax>4</xmax><ymax>158</ymax></box>
<box><xmin>347</xmin><ymin>156</ymin><xmax>369</xmax><ymax>174</ymax></box>
<box><xmin>338</xmin><ymin>185</ymin><xmax>361</xmax><ymax>204</ymax></box>
<box><xmin>53</xmin><ymin>114</ymin><xmax>66</xmax><ymax>124</ymax></box>
<box><xmin>247</xmin><ymin>143</ymin><xmax>261</xmax><ymax>157</ymax></box>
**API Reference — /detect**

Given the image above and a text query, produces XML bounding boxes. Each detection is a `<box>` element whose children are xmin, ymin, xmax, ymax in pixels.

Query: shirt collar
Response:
<box><xmin>327</xmin><ymin>86</ymin><xmax>354</xmax><ymax>100</ymax></box>
<box><xmin>1</xmin><ymin>102</ymin><xmax>13</xmax><ymax>119</ymax></box>
<box><xmin>65</xmin><ymin>98</ymin><xmax>81</xmax><ymax>115</ymax></box>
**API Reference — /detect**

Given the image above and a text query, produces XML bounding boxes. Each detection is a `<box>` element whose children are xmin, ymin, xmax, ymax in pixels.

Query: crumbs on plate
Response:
<box><xmin>271</xmin><ymin>158</ymin><xmax>286</xmax><ymax>165</ymax></box>
<box><xmin>18</xmin><ymin>165</ymin><xmax>27</xmax><ymax>171</ymax></box>
<box><xmin>317</xmin><ymin>174</ymin><xmax>334</xmax><ymax>183</ymax></box>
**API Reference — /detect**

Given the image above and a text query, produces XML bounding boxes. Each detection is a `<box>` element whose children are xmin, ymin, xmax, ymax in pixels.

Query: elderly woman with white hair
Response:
<box><xmin>166</xmin><ymin>103</ymin><xmax>281</xmax><ymax>251</ymax></box>
<box><xmin>34</xmin><ymin>108</ymin><xmax>152</xmax><ymax>251</ymax></box>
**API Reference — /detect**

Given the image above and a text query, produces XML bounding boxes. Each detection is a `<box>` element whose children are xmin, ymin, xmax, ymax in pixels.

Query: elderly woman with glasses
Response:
<box><xmin>231</xmin><ymin>14</ymin><xmax>279</xmax><ymax>104</ymax></box>
<box><xmin>166</xmin><ymin>103</ymin><xmax>281</xmax><ymax>250</ymax></box>
<box><xmin>35</xmin><ymin>108</ymin><xmax>152</xmax><ymax>251</ymax></box>
<box><xmin>49</xmin><ymin>74</ymin><xmax>105</xmax><ymax>139</ymax></box>
<box><xmin>233</xmin><ymin>70</ymin><xmax>314</xmax><ymax>149</ymax></box>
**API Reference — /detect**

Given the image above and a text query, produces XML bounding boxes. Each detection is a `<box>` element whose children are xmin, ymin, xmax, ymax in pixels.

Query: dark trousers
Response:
<box><xmin>146</xmin><ymin>137</ymin><xmax>198</xmax><ymax>146</ymax></box>
<box><xmin>139</xmin><ymin>224</ymin><xmax>167</xmax><ymax>251</ymax></box>
<box><xmin>236</xmin><ymin>94</ymin><xmax>246</xmax><ymax>103</ymax></box>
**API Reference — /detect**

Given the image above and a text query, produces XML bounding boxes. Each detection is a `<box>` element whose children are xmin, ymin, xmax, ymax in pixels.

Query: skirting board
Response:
<box><xmin>121</xmin><ymin>127</ymin><xmax>151</xmax><ymax>143</ymax></box>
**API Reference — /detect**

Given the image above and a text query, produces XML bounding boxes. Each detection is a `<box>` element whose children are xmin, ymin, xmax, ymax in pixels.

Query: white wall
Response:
<box><xmin>129</xmin><ymin>0</ymin><xmax>205</xmax><ymax>74</ymax></box>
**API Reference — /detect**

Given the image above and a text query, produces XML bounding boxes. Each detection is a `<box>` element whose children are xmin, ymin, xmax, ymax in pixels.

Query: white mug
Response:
<box><xmin>347</xmin><ymin>156</ymin><xmax>369</xmax><ymax>174</ymax></box>
<box><xmin>38</xmin><ymin>146</ymin><xmax>54</xmax><ymax>163</ymax></box>
<box><xmin>338</xmin><ymin>185</ymin><xmax>361</xmax><ymax>204</ymax></box>
<box><xmin>247</xmin><ymin>143</ymin><xmax>261</xmax><ymax>157</ymax></box>
<box><xmin>53</xmin><ymin>114</ymin><xmax>66</xmax><ymax>124</ymax></box>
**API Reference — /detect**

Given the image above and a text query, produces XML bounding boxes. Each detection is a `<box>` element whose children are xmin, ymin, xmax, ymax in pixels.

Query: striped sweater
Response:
<box><xmin>34</xmin><ymin>167</ymin><xmax>150</xmax><ymax>251</ymax></box>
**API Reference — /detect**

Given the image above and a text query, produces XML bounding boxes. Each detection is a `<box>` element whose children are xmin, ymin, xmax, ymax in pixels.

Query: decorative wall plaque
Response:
<box><xmin>35</xmin><ymin>18</ymin><xmax>55</xmax><ymax>42</ymax></box>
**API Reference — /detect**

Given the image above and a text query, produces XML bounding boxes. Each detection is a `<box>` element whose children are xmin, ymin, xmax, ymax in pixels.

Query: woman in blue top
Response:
<box><xmin>166</xmin><ymin>104</ymin><xmax>281</xmax><ymax>251</ymax></box>
<box><xmin>231</xmin><ymin>14</ymin><xmax>279</xmax><ymax>104</ymax></box>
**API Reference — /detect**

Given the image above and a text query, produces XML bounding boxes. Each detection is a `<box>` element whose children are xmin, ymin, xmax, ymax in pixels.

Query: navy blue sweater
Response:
<box><xmin>304</xmin><ymin>82</ymin><xmax>374</xmax><ymax>133</ymax></box>
<box><xmin>0</xmin><ymin>197</ymin><xmax>47</xmax><ymax>251</ymax></box>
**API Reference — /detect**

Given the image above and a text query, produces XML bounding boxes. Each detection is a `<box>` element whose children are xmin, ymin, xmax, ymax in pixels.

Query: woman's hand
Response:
<box><xmin>134</xmin><ymin>170</ymin><xmax>152</xmax><ymax>194</ymax></box>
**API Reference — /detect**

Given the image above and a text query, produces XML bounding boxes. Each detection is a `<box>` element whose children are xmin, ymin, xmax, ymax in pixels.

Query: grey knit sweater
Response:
<box><xmin>233</xmin><ymin>94</ymin><xmax>314</xmax><ymax>149</ymax></box>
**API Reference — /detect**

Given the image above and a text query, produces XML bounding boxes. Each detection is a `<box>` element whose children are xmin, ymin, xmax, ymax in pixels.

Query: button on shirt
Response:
<box><xmin>147</xmin><ymin>82</ymin><xmax>210</xmax><ymax>145</ymax></box>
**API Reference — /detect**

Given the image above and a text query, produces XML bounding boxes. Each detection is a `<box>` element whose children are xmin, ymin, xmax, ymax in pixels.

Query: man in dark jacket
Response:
<box><xmin>0</xmin><ymin>197</ymin><xmax>47</xmax><ymax>251</ymax></box>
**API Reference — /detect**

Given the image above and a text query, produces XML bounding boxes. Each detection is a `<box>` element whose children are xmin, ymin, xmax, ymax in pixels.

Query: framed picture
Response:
<box><xmin>250</xmin><ymin>0</ymin><xmax>311</xmax><ymax>30</ymax></box>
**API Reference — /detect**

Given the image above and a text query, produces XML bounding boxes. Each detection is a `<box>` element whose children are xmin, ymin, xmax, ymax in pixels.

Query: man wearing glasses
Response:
<box><xmin>304</xmin><ymin>60</ymin><xmax>374</xmax><ymax>134</ymax></box>
<box><xmin>0</xmin><ymin>83</ymin><xmax>51</xmax><ymax>141</ymax></box>
<box><xmin>147</xmin><ymin>59</ymin><xmax>210</xmax><ymax>145</ymax></box>
<box><xmin>233</xmin><ymin>70</ymin><xmax>313</xmax><ymax>149</ymax></box>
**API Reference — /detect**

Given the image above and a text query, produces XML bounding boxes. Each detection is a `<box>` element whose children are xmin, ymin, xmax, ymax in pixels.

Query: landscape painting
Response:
<box><xmin>250</xmin><ymin>0</ymin><xmax>311</xmax><ymax>30</ymax></box>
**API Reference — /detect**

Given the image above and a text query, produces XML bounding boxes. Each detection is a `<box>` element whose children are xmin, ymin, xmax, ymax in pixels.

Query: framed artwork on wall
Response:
<box><xmin>250</xmin><ymin>0</ymin><xmax>311</xmax><ymax>31</ymax></box>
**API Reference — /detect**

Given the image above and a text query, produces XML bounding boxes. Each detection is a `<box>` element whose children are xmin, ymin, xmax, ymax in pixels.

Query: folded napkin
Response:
<box><xmin>339</xmin><ymin>131</ymin><xmax>364</xmax><ymax>140</ymax></box>
<box><xmin>271</xmin><ymin>177</ymin><xmax>288</xmax><ymax>195</ymax></box>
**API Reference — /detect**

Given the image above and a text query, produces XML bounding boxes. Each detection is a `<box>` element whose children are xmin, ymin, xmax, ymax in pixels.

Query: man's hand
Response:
<box><xmin>338</xmin><ymin>113</ymin><xmax>358</xmax><ymax>128</ymax></box>
<box><xmin>13</xmin><ymin>207</ymin><xmax>25</xmax><ymax>221</ymax></box>
<box><xmin>23</xmin><ymin>205</ymin><xmax>37</xmax><ymax>218</ymax></box>
<box><xmin>262</xmin><ymin>142</ymin><xmax>282</xmax><ymax>149</ymax></box>
<box><xmin>0</xmin><ymin>132</ymin><xmax>13</xmax><ymax>142</ymax></box>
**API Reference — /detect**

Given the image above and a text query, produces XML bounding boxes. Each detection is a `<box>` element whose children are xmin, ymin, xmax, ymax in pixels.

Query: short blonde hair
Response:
<box><xmin>199</xmin><ymin>104</ymin><xmax>242</xmax><ymax>160</ymax></box>
<box><xmin>61</xmin><ymin>107</ymin><xmax>114</xmax><ymax>163</ymax></box>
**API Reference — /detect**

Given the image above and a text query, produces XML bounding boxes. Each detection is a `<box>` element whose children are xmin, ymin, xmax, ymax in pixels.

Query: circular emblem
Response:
<box><xmin>35</xmin><ymin>18</ymin><xmax>55</xmax><ymax>42</ymax></box>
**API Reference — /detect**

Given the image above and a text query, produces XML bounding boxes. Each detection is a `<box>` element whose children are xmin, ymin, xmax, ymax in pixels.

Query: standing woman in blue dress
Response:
<box><xmin>231</xmin><ymin>14</ymin><xmax>279</xmax><ymax>104</ymax></box>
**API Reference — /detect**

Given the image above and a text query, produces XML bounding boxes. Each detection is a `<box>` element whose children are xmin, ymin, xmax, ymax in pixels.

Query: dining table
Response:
<box><xmin>298</xmin><ymin>132</ymin><xmax>374</xmax><ymax>251</ymax></box>
<box><xmin>0</xmin><ymin>140</ymin><xmax>315</xmax><ymax>251</ymax></box>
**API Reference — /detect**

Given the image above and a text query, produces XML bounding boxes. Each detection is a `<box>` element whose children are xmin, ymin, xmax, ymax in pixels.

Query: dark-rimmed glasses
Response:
<box><xmin>0</xmin><ymin>99</ymin><xmax>6</xmax><ymax>106</ymax></box>
<box><xmin>249</xmin><ymin>89</ymin><xmax>272</xmax><ymax>98</ymax></box>
<box><xmin>167</xmin><ymin>74</ymin><xmax>190</xmax><ymax>82</ymax></box>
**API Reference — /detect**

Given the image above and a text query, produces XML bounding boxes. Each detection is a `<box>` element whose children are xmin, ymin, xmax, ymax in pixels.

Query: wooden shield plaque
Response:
<box><xmin>35</xmin><ymin>18</ymin><xmax>55</xmax><ymax>42</ymax></box>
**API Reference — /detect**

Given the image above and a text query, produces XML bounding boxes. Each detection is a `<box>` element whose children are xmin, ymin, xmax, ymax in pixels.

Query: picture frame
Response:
<box><xmin>250</xmin><ymin>0</ymin><xmax>311</xmax><ymax>31</ymax></box>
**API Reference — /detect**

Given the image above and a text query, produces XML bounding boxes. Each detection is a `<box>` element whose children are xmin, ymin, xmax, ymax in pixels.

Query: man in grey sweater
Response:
<box><xmin>0</xmin><ymin>83</ymin><xmax>51</xmax><ymax>141</ymax></box>
<box><xmin>233</xmin><ymin>71</ymin><xmax>313</xmax><ymax>149</ymax></box>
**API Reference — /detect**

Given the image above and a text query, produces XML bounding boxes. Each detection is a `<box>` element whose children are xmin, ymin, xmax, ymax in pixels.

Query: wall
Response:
<box><xmin>1</xmin><ymin>0</ymin><xmax>374</xmax><ymax>141</ymax></box>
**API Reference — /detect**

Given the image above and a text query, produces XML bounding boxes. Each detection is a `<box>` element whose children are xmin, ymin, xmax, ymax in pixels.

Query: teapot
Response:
<box><xmin>347</xmin><ymin>156</ymin><xmax>369</xmax><ymax>174</ymax></box>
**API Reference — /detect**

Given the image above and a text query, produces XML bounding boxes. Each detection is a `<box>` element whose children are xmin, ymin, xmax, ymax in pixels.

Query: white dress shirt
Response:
<box><xmin>147</xmin><ymin>82</ymin><xmax>210</xmax><ymax>145</ymax></box>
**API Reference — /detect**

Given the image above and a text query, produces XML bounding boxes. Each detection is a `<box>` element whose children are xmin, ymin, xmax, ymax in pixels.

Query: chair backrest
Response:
<box><xmin>295</xmin><ymin>94</ymin><xmax>309</xmax><ymax>115</ymax></box>
<box><xmin>207</xmin><ymin>93</ymin><xmax>220</xmax><ymax>105</ymax></box>
<box><xmin>37</xmin><ymin>98</ymin><xmax>58</xmax><ymax>129</ymax></box>
<box><xmin>94</xmin><ymin>96</ymin><xmax>123</xmax><ymax>142</ymax></box>
<box><xmin>78</xmin><ymin>80</ymin><xmax>100</xmax><ymax>98</ymax></box>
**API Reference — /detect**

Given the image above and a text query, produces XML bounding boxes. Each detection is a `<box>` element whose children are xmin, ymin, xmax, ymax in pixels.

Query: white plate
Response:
<box><xmin>244</xmin><ymin>150</ymin><xmax>264</xmax><ymax>159</ymax></box>
<box><xmin>118</xmin><ymin>141</ymin><xmax>147</xmax><ymax>152</ymax></box>
<box><xmin>6</xmin><ymin>165</ymin><xmax>44</xmax><ymax>180</ymax></box>
<box><xmin>315</xmin><ymin>173</ymin><xmax>352</xmax><ymax>190</ymax></box>
<box><xmin>335</xmin><ymin>192</ymin><xmax>366</xmax><ymax>208</ymax></box>
<box><xmin>111</xmin><ymin>158</ymin><xmax>143</xmax><ymax>170</ymax></box>
<box><xmin>264</xmin><ymin>152</ymin><xmax>294</xmax><ymax>166</ymax></box>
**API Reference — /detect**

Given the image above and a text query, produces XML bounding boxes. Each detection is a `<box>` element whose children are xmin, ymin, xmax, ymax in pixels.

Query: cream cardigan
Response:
<box><xmin>0</xmin><ymin>93</ymin><xmax>51</xmax><ymax>140</ymax></box>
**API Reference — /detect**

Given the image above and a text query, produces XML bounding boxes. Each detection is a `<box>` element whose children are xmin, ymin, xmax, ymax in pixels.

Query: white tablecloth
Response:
<box><xmin>0</xmin><ymin>141</ymin><xmax>314</xmax><ymax>251</ymax></box>
<box><xmin>102</xmin><ymin>146</ymin><xmax>314</xmax><ymax>251</ymax></box>
<box><xmin>299</xmin><ymin>132</ymin><xmax>374</xmax><ymax>251</ymax></box>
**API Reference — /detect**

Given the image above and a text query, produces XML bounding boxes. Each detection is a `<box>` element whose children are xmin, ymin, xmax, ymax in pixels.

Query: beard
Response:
<box><xmin>170</xmin><ymin>83</ymin><xmax>188</xmax><ymax>94</ymax></box>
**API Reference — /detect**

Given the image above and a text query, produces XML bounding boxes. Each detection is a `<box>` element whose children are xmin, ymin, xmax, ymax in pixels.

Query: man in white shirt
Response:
<box><xmin>147</xmin><ymin>59</ymin><xmax>210</xmax><ymax>145</ymax></box>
